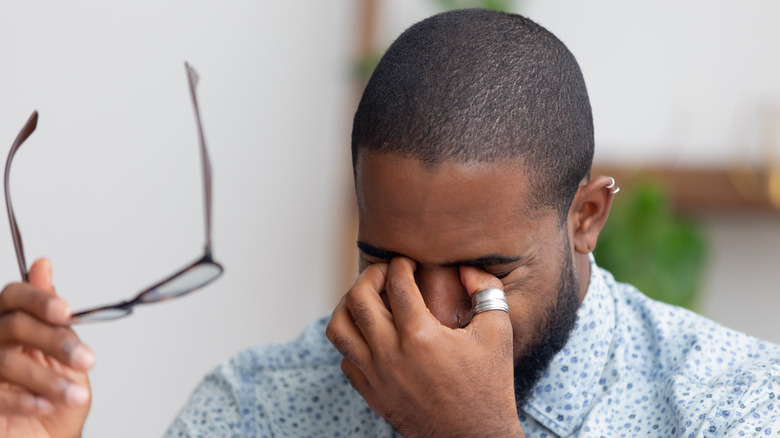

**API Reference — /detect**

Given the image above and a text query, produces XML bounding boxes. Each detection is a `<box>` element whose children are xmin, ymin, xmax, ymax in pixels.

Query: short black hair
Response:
<box><xmin>351</xmin><ymin>9</ymin><xmax>593</xmax><ymax>220</ymax></box>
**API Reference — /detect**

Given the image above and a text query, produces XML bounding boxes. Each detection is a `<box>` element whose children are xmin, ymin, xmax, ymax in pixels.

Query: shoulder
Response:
<box><xmin>216</xmin><ymin>315</ymin><xmax>353</xmax><ymax>408</ymax></box>
<box><xmin>165</xmin><ymin>316</ymin><xmax>396</xmax><ymax>437</ymax></box>
<box><xmin>601</xmin><ymin>268</ymin><xmax>780</xmax><ymax>435</ymax></box>
<box><xmin>225</xmin><ymin>316</ymin><xmax>343</xmax><ymax>377</ymax></box>
<box><xmin>606</xmin><ymin>270</ymin><xmax>780</xmax><ymax>378</ymax></box>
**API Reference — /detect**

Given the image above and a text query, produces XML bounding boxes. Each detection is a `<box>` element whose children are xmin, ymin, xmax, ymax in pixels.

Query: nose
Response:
<box><xmin>414</xmin><ymin>267</ymin><xmax>473</xmax><ymax>329</ymax></box>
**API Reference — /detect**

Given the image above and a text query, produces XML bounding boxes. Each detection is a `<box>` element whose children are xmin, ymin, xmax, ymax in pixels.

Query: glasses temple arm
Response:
<box><xmin>4</xmin><ymin>111</ymin><xmax>38</xmax><ymax>282</ymax></box>
<box><xmin>184</xmin><ymin>63</ymin><xmax>213</xmax><ymax>254</ymax></box>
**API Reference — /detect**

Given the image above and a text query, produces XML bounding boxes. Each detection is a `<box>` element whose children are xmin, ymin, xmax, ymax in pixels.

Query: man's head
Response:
<box><xmin>351</xmin><ymin>9</ymin><xmax>613</xmax><ymax>406</ymax></box>
<box><xmin>352</xmin><ymin>8</ymin><xmax>594</xmax><ymax>219</ymax></box>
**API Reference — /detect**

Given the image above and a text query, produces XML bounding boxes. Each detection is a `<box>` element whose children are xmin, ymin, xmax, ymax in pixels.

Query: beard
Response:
<box><xmin>512</xmin><ymin>241</ymin><xmax>581</xmax><ymax>409</ymax></box>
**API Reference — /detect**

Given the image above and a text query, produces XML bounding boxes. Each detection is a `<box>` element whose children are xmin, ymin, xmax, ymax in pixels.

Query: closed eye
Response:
<box><xmin>478</xmin><ymin>266</ymin><xmax>517</xmax><ymax>279</ymax></box>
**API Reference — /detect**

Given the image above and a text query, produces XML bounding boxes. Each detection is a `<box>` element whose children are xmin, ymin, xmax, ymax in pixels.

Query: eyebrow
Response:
<box><xmin>356</xmin><ymin>241</ymin><xmax>522</xmax><ymax>268</ymax></box>
<box><xmin>357</xmin><ymin>241</ymin><xmax>405</xmax><ymax>260</ymax></box>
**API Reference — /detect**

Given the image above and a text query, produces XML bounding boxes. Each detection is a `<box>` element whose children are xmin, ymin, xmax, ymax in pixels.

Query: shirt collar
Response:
<box><xmin>519</xmin><ymin>254</ymin><xmax>616</xmax><ymax>436</ymax></box>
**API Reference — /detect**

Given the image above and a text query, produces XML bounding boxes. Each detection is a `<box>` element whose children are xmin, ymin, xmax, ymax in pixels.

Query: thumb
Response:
<box><xmin>28</xmin><ymin>257</ymin><xmax>56</xmax><ymax>295</ymax></box>
<box><xmin>459</xmin><ymin>266</ymin><xmax>512</xmax><ymax>343</ymax></box>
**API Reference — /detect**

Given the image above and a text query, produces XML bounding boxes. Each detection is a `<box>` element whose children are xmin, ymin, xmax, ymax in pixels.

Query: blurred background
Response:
<box><xmin>1</xmin><ymin>1</ymin><xmax>778</xmax><ymax>436</ymax></box>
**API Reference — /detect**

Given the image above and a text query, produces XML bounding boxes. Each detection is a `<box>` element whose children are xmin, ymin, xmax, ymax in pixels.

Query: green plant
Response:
<box><xmin>593</xmin><ymin>179</ymin><xmax>707</xmax><ymax>310</ymax></box>
<box><xmin>433</xmin><ymin>0</ymin><xmax>516</xmax><ymax>11</ymax></box>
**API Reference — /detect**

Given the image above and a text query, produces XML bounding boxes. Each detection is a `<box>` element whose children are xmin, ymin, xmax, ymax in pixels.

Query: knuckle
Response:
<box><xmin>0</xmin><ymin>350</ymin><xmax>24</xmax><ymax>381</ymax></box>
<box><xmin>324</xmin><ymin>322</ymin><xmax>339</xmax><ymax>344</ymax></box>
<box><xmin>403</xmin><ymin>325</ymin><xmax>436</xmax><ymax>350</ymax></box>
<box><xmin>19</xmin><ymin>366</ymin><xmax>64</xmax><ymax>403</ymax></box>
<box><xmin>0</xmin><ymin>283</ymin><xmax>16</xmax><ymax>312</ymax></box>
<box><xmin>344</xmin><ymin>287</ymin><xmax>363</xmax><ymax>309</ymax></box>
<box><xmin>0</xmin><ymin>395</ymin><xmax>28</xmax><ymax>416</ymax></box>
<box><xmin>325</xmin><ymin>324</ymin><xmax>350</xmax><ymax>353</ymax></box>
<box><xmin>345</xmin><ymin>288</ymin><xmax>373</xmax><ymax>319</ymax></box>
<box><xmin>0</xmin><ymin>349</ymin><xmax>11</xmax><ymax>369</ymax></box>
<box><xmin>31</xmin><ymin>292</ymin><xmax>52</xmax><ymax>316</ymax></box>
<box><xmin>398</xmin><ymin>316</ymin><xmax>426</xmax><ymax>338</ymax></box>
<box><xmin>2</xmin><ymin>312</ymin><xmax>29</xmax><ymax>340</ymax></box>
<box><xmin>16</xmin><ymin>395</ymin><xmax>41</xmax><ymax>415</ymax></box>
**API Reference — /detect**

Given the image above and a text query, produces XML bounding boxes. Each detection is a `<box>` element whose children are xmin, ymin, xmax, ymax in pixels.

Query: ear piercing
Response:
<box><xmin>606</xmin><ymin>177</ymin><xmax>620</xmax><ymax>195</ymax></box>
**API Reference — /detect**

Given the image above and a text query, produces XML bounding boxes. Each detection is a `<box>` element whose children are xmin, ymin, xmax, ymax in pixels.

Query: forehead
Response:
<box><xmin>356</xmin><ymin>153</ymin><xmax>556</xmax><ymax>262</ymax></box>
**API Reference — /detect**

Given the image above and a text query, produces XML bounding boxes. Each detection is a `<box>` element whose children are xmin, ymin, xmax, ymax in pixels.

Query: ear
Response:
<box><xmin>567</xmin><ymin>175</ymin><xmax>618</xmax><ymax>254</ymax></box>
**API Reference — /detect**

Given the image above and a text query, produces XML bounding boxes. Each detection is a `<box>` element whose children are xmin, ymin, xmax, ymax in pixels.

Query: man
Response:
<box><xmin>1</xmin><ymin>8</ymin><xmax>779</xmax><ymax>437</ymax></box>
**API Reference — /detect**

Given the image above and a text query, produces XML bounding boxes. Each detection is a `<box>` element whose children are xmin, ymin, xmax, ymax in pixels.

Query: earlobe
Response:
<box><xmin>569</xmin><ymin>176</ymin><xmax>618</xmax><ymax>254</ymax></box>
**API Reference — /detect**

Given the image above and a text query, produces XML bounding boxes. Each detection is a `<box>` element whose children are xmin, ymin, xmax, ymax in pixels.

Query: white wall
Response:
<box><xmin>0</xmin><ymin>1</ymin><xmax>353</xmax><ymax>436</ymax></box>
<box><xmin>383</xmin><ymin>0</ymin><xmax>780</xmax><ymax>167</ymax></box>
<box><xmin>523</xmin><ymin>0</ymin><xmax>780</xmax><ymax>167</ymax></box>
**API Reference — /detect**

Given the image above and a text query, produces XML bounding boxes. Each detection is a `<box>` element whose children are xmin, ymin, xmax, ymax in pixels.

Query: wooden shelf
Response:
<box><xmin>592</xmin><ymin>165</ymin><xmax>780</xmax><ymax>214</ymax></box>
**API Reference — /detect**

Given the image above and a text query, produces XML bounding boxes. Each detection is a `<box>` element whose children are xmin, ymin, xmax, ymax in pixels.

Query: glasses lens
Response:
<box><xmin>70</xmin><ymin>307</ymin><xmax>132</xmax><ymax>324</ymax></box>
<box><xmin>140</xmin><ymin>262</ymin><xmax>223</xmax><ymax>303</ymax></box>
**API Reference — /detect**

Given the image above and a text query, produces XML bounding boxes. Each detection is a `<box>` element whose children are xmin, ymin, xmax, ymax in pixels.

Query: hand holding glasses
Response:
<box><xmin>3</xmin><ymin>63</ymin><xmax>224</xmax><ymax>324</ymax></box>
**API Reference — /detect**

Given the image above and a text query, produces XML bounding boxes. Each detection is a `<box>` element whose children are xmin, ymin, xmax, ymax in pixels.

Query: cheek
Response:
<box><xmin>503</xmin><ymin>269</ymin><xmax>557</xmax><ymax>354</ymax></box>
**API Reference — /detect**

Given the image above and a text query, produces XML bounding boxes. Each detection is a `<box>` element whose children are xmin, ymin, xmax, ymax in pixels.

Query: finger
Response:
<box><xmin>340</xmin><ymin>357</ymin><xmax>371</xmax><ymax>396</ymax></box>
<box><xmin>28</xmin><ymin>258</ymin><xmax>55</xmax><ymax>295</ymax></box>
<box><xmin>0</xmin><ymin>312</ymin><xmax>94</xmax><ymax>371</ymax></box>
<box><xmin>327</xmin><ymin>295</ymin><xmax>373</xmax><ymax>368</ymax></box>
<box><xmin>384</xmin><ymin>257</ymin><xmax>427</xmax><ymax>330</ymax></box>
<box><xmin>344</xmin><ymin>264</ymin><xmax>395</xmax><ymax>344</ymax></box>
<box><xmin>0</xmin><ymin>282</ymin><xmax>71</xmax><ymax>325</ymax></box>
<box><xmin>460</xmin><ymin>266</ymin><xmax>505</xmax><ymax>299</ymax></box>
<box><xmin>0</xmin><ymin>386</ymin><xmax>55</xmax><ymax>416</ymax></box>
<box><xmin>0</xmin><ymin>349</ymin><xmax>90</xmax><ymax>407</ymax></box>
<box><xmin>459</xmin><ymin>266</ymin><xmax>512</xmax><ymax>341</ymax></box>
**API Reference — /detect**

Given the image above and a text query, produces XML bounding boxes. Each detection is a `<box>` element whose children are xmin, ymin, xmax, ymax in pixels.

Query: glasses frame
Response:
<box><xmin>4</xmin><ymin>62</ymin><xmax>224</xmax><ymax>324</ymax></box>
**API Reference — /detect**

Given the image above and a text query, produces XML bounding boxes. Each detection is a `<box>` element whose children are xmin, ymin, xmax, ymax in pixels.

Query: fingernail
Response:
<box><xmin>70</xmin><ymin>344</ymin><xmax>96</xmax><ymax>370</ymax></box>
<box><xmin>65</xmin><ymin>384</ymin><xmax>90</xmax><ymax>406</ymax></box>
<box><xmin>46</xmin><ymin>299</ymin><xmax>71</xmax><ymax>321</ymax></box>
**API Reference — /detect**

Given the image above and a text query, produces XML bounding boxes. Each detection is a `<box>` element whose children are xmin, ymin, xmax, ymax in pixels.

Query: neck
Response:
<box><xmin>574</xmin><ymin>252</ymin><xmax>591</xmax><ymax>305</ymax></box>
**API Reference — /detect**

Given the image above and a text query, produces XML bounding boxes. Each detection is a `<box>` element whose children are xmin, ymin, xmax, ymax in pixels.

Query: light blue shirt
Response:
<box><xmin>165</xmin><ymin>259</ymin><xmax>780</xmax><ymax>437</ymax></box>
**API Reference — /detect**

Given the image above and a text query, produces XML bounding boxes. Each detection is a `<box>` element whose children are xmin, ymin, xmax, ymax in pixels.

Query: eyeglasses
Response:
<box><xmin>3</xmin><ymin>62</ymin><xmax>224</xmax><ymax>324</ymax></box>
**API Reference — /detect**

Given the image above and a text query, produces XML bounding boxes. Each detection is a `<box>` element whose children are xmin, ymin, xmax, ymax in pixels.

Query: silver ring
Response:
<box><xmin>472</xmin><ymin>288</ymin><xmax>509</xmax><ymax>315</ymax></box>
